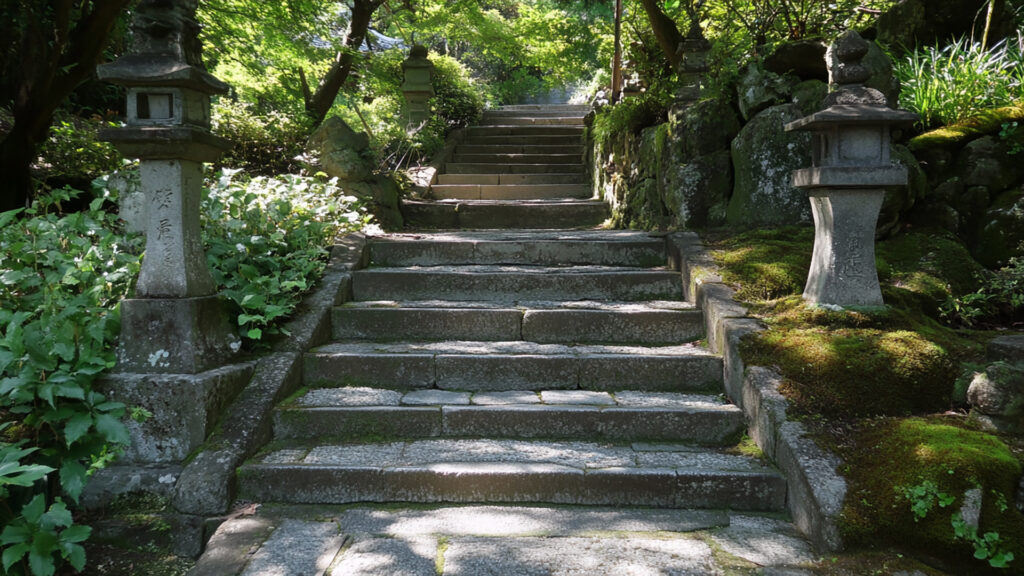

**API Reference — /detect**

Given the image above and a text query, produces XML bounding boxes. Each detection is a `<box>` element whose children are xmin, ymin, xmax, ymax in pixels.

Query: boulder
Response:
<box><xmin>665</xmin><ymin>150</ymin><xmax>732</xmax><ymax>228</ymax></box>
<box><xmin>957</xmin><ymin>136</ymin><xmax>1020</xmax><ymax>192</ymax></box>
<box><xmin>826</xmin><ymin>34</ymin><xmax>899</xmax><ymax>106</ymax></box>
<box><xmin>726</xmin><ymin>104</ymin><xmax>813</xmax><ymax>227</ymax></box>
<box><xmin>975</xmin><ymin>188</ymin><xmax>1024</xmax><ymax>268</ymax></box>
<box><xmin>967</xmin><ymin>362</ymin><xmax>1024</xmax><ymax>433</ymax></box>
<box><xmin>735</xmin><ymin>62</ymin><xmax>797</xmax><ymax>121</ymax></box>
<box><xmin>874</xmin><ymin>0</ymin><xmax>1018</xmax><ymax>49</ymax></box>
<box><xmin>878</xmin><ymin>144</ymin><xmax>927</xmax><ymax>238</ymax></box>
<box><xmin>670</xmin><ymin>98</ymin><xmax>741</xmax><ymax>159</ymax></box>
<box><xmin>989</xmin><ymin>335</ymin><xmax>1024</xmax><ymax>363</ymax></box>
<box><xmin>763</xmin><ymin>39</ymin><xmax>828</xmax><ymax>81</ymax></box>
<box><xmin>790</xmin><ymin>80</ymin><xmax>828</xmax><ymax>116</ymax></box>
<box><xmin>307</xmin><ymin>117</ymin><xmax>374</xmax><ymax>182</ymax></box>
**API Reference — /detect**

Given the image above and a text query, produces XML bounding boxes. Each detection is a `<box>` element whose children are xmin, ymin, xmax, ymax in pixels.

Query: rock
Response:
<box><xmin>345</xmin><ymin>175</ymin><xmax>404</xmax><ymax>230</ymax></box>
<box><xmin>960</xmin><ymin>487</ymin><xmax>983</xmax><ymax>532</ymax></box>
<box><xmin>989</xmin><ymin>336</ymin><xmax>1024</xmax><ymax>363</ymax></box>
<box><xmin>670</xmin><ymin>98</ymin><xmax>741</xmax><ymax>159</ymax></box>
<box><xmin>975</xmin><ymin>188</ymin><xmax>1024</xmax><ymax>268</ymax></box>
<box><xmin>1017</xmin><ymin>474</ymin><xmax>1024</xmax><ymax>513</ymax></box>
<box><xmin>790</xmin><ymin>80</ymin><xmax>828</xmax><ymax>116</ymax></box>
<box><xmin>861</xmin><ymin>42</ymin><xmax>901</xmax><ymax>107</ymax></box>
<box><xmin>665</xmin><ymin>150</ymin><xmax>732</xmax><ymax>229</ymax></box>
<box><xmin>764</xmin><ymin>40</ymin><xmax>828</xmax><ymax>81</ymax></box>
<box><xmin>967</xmin><ymin>362</ymin><xmax>1024</xmax><ymax>432</ymax></box>
<box><xmin>874</xmin><ymin>0</ymin><xmax>1018</xmax><ymax>50</ymax></box>
<box><xmin>307</xmin><ymin>116</ymin><xmax>374</xmax><ymax>181</ymax></box>
<box><xmin>726</xmin><ymin>104</ymin><xmax>813</xmax><ymax>226</ymax></box>
<box><xmin>958</xmin><ymin>136</ymin><xmax>1020</xmax><ymax>192</ymax></box>
<box><xmin>736</xmin><ymin>62</ymin><xmax>796</xmax><ymax>121</ymax></box>
<box><xmin>878</xmin><ymin>144</ymin><xmax>927</xmax><ymax>238</ymax></box>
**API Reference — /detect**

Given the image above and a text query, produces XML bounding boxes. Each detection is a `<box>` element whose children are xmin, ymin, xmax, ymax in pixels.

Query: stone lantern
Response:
<box><xmin>401</xmin><ymin>45</ymin><xmax>434</xmax><ymax>128</ymax></box>
<box><xmin>96</xmin><ymin>1</ymin><xmax>248</xmax><ymax>464</ymax></box>
<box><xmin>784</xmin><ymin>31</ymin><xmax>916</xmax><ymax>307</ymax></box>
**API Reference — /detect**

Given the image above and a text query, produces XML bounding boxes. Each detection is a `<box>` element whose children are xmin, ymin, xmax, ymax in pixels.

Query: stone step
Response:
<box><xmin>238</xmin><ymin>439</ymin><xmax>786</xmax><ymax>511</ymax></box>
<box><xmin>275</xmin><ymin>389</ymin><xmax>742</xmax><ymax>444</ymax></box>
<box><xmin>478</xmin><ymin>116</ymin><xmax>585</xmax><ymax>126</ymax></box>
<box><xmin>495</xmin><ymin>104</ymin><xmax>592</xmax><ymax>113</ymax></box>
<box><xmin>436</xmin><ymin>173</ymin><xmax>587</xmax><ymax>185</ymax></box>
<box><xmin>454</xmin><ymin>144</ymin><xmax>584</xmax><ymax>155</ymax></box>
<box><xmin>351</xmin><ymin>265</ymin><xmax>682</xmax><ymax>302</ymax></box>
<box><xmin>366</xmin><ymin>230</ymin><xmax>667</xmax><ymax>268</ymax></box>
<box><xmin>430</xmin><ymin>184</ymin><xmax>590</xmax><ymax>201</ymax></box>
<box><xmin>302</xmin><ymin>341</ymin><xmax>721</xmax><ymax>392</ymax></box>
<box><xmin>403</xmin><ymin>199</ymin><xmax>609</xmax><ymax>230</ymax></box>
<box><xmin>452</xmin><ymin>153</ymin><xmax>582</xmax><ymax>165</ymax></box>
<box><xmin>465</xmin><ymin>125</ymin><xmax>584</xmax><ymax>137</ymax></box>
<box><xmin>444</xmin><ymin>163</ymin><xmax>585</xmax><ymax>175</ymax></box>
<box><xmin>332</xmin><ymin>301</ymin><xmax>702</xmax><ymax>344</ymax></box>
<box><xmin>464</xmin><ymin>135</ymin><xmax>583</xmax><ymax>146</ymax></box>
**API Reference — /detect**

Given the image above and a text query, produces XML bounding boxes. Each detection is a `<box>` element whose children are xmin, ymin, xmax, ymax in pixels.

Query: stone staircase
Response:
<box><xmin>236</xmin><ymin>103</ymin><xmax>786</xmax><ymax>511</ymax></box>
<box><xmin>404</xmin><ymin>104</ymin><xmax>609</xmax><ymax>229</ymax></box>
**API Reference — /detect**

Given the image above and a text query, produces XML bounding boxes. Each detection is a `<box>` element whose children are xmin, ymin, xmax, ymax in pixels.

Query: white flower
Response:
<box><xmin>235</xmin><ymin>243</ymin><xmax>246</xmax><ymax>253</ymax></box>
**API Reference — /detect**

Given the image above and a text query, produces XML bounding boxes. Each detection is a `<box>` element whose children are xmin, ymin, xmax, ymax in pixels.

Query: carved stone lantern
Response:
<box><xmin>95</xmin><ymin>1</ymin><xmax>248</xmax><ymax>465</ymax></box>
<box><xmin>401</xmin><ymin>45</ymin><xmax>434</xmax><ymax>128</ymax></box>
<box><xmin>784</xmin><ymin>31</ymin><xmax>916</xmax><ymax>307</ymax></box>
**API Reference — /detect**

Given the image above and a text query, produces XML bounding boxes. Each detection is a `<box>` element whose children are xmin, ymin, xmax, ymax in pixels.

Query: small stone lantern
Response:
<box><xmin>784</xmin><ymin>31</ymin><xmax>916</xmax><ymax>307</ymax></box>
<box><xmin>401</xmin><ymin>45</ymin><xmax>434</xmax><ymax>128</ymax></box>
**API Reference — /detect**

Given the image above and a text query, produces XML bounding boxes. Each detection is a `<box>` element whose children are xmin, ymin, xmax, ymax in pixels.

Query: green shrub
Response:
<box><xmin>941</xmin><ymin>252</ymin><xmax>1024</xmax><ymax>327</ymax></box>
<box><xmin>0</xmin><ymin>185</ymin><xmax>142</xmax><ymax>575</ymax></box>
<box><xmin>430</xmin><ymin>55</ymin><xmax>485</xmax><ymax>130</ymax></box>
<box><xmin>201</xmin><ymin>169</ymin><xmax>373</xmax><ymax>345</ymax></box>
<box><xmin>894</xmin><ymin>35</ymin><xmax>1024</xmax><ymax>129</ymax></box>
<box><xmin>211</xmin><ymin>100</ymin><xmax>313</xmax><ymax>174</ymax></box>
<box><xmin>591</xmin><ymin>90</ymin><xmax>673</xmax><ymax>141</ymax></box>
<box><xmin>35</xmin><ymin>114</ymin><xmax>123</xmax><ymax>189</ymax></box>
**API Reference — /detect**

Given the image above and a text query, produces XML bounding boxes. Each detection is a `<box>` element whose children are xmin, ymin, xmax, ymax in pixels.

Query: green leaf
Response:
<box><xmin>40</xmin><ymin>500</ymin><xmax>72</xmax><ymax>529</ymax></box>
<box><xmin>65</xmin><ymin>542</ymin><xmax>87</xmax><ymax>571</ymax></box>
<box><xmin>28</xmin><ymin>543</ymin><xmax>56</xmax><ymax>576</ymax></box>
<box><xmin>63</xmin><ymin>412</ymin><xmax>93</xmax><ymax>447</ymax></box>
<box><xmin>0</xmin><ymin>208</ymin><xmax>24</xmax><ymax>229</ymax></box>
<box><xmin>2</xmin><ymin>543</ymin><xmax>29</xmax><ymax>572</ymax></box>
<box><xmin>247</xmin><ymin>328</ymin><xmax>263</xmax><ymax>340</ymax></box>
<box><xmin>0</xmin><ymin>524</ymin><xmax>32</xmax><ymax>546</ymax></box>
<box><xmin>59</xmin><ymin>525</ymin><xmax>90</xmax><ymax>545</ymax></box>
<box><xmin>93</xmin><ymin>413</ymin><xmax>130</xmax><ymax>445</ymax></box>
<box><xmin>21</xmin><ymin>493</ymin><xmax>47</xmax><ymax>524</ymax></box>
<box><xmin>59</xmin><ymin>461</ymin><xmax>87</xmax><ymax>503</ymax></box>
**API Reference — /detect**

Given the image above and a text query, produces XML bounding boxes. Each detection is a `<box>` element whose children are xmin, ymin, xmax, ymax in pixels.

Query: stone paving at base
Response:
<box><xmin>198</xmin><ymin>504</ymin><xmax>821</xmax><ymax>576</ymax></box>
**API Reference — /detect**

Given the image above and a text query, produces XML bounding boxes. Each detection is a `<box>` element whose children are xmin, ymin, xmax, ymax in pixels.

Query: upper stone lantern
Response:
<box><xmin>401</xmin><ymin>45</ymin><xmax>435</xmax><ymax>128</ymax></box>
<box><xmin>784</xmin><ymin>30</ymin><xmax>916</xmax><ymax>307</ymax></box>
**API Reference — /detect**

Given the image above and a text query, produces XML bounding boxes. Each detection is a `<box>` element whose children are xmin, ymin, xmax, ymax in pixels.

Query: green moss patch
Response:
<box><xmin>709</xmin><ymin>226</ymin><xmax>813</xmax><ymax>302</ymax></box>
<box><xmin>908</xmin><ymin>104</ymin><xmax>1024</xmax><ymax>152</ymax></box>
<box><xmin>840</xmin><ymin>417</ymin><xmax>1024</xmax><ymax>572</ymax></box>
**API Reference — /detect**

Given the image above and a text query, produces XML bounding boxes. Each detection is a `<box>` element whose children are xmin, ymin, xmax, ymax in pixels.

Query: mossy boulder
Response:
<box><xmin>841</xmin><ymin>417</ymin><xmax>1024</xmax><ymax>572</ymax></box>
<box><xmin>878</xmin><ymin>144</ymin><xmax>928</xmax><ymax>238</ymax></box>
<box><xmin>726</xmin><ymin>104</ymin><xmax>813</xmax><ymax>227</ymax></box>
<box><xmin>968</xmin><ymin>361</ymin><xmax>1024</xmax><ymax>433</ymax></box>
<box><xmin>669</xmin><ymin>98</ymin><xmax>741</xmax><ymax>158</ymax></box>
<box><xmin>873</xmin><ymin>0</ymin><xmax>1019</xmax><ymax>49</ymax></box>
<box><xmin>665</xmin><ymin>150</ymin><xmax>732</xmax><ymax>229</ymax></box>
<box><xmin>735</xmin><ymin>62</ymin><xmax>797</xmax><ymax>121</ymax></box>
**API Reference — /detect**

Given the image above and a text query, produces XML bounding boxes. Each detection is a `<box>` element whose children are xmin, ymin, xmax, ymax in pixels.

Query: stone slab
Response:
<box><xmin>303</xmin><ymin>351</ymin><xmax>434</xmax><ymax>388</ymax></box>
<box><xmin>540</xmin><ymin>390</ymin><xmax>614</xmax><ymax>405</ymax></box>
<box><xmin>332</xmin><ymin>307</ymin><xmax>523</xmax><ymax>341</ymax></box>
<box><xmin>330</xmin><ymin>536</ymin><xmax>437</xmax><ymax>576</ymax></box>
<box><xmin>710</xmin><ymin>515</ymin><xmax>816</xmax><ymax>567</ymax></box>
<box><xmin>403</xmin><ymin>389</ymin><xmax>471</xmax><ymax>405</ymax></box>
<box><xmin>190</xmin><ymin>516</ymin><xmax>275</xmax><ymax>576</ymax></box>
<box><xmin>294</xmin><ymin>387</ymin><xmax>402</xmax><ymax>407</ymax></box>
<box><xmin>240</xmin><ymin>519</ymin><xmax>345</xmax><ymax>576</ymax></box>
<box><xmin>471</xmin><ymin>391</ymin><xmax>541</xmax><ymax>405</ymax></box>
<box><xmin>436</xmin><ymin>354</ymin><xmax>579</xmax><ymax>390</ymax></box>
<box><xmin>579</xmin><ymin>353</ymin><xmax>722</xmax><ymax>392</ymax></box>
<box><xmin>274</xmin><ymin>406</ymin><xmax>442</xmax><ymax>440</ymax></box>
<box><xmin>524</xmin><ymin>308</ymin><xmax>703</xmax><ymax>344</ymax></box>
<box><xmin>443</xmin><ymin>536</ymin><xmax>715</xmax><ymax>575</ymax></box>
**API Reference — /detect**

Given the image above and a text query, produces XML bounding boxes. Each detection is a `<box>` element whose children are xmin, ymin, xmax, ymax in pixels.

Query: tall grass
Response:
<box><xmin>894</xmin><ymin>33</ymin><xmax>1023</xmax><ymax>128</ymax></box>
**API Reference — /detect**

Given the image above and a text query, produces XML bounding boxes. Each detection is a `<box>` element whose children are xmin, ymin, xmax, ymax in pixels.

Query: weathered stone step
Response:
<box><xmin>431</xmin><ymin>183</ymin><xmax>590</xmax><ymax>200</ymax></box>
<box><xmin>436</xmin><ymin>173</ymin><xmax>586</xmax><ymax>185</ymax></box>
<box><xmin>478</xmin><ymin>116</ymin><xmax>585</xmax><ymax>126</ymax></box>
<box><xmin>303</xmin><ymin>341</ymin><xmax>721</xmax><ymax>391</ymax></box>
<box><xmin>444</xmin><ymin>162</ymin><xmax>584</xmax><ymax>175</ymax></box>
<box><xmin>452</xmin><ymin>153</ymin><xmax>582</xmax><ymax>165</ymax></box>
<box><xmin>352</xmin><ymin>265</ymin><xmax>681</xmax><ymax>302</ymax></box>
<box><xmin>496</xmin><ymin>104</ymin><xmax>592</xmax><ymax>113</ymax></box>
<box><xmin>464</xmin><ymin>135</ymin><xmax>582</xmax><ymax>146</ymax></box>
<box><xmin>238</xmin><ymin>439</ymin><xmax>786</xmax><ymax>510</ymax></box>
<box><xmin>276</xmin><ymin>389</ymin><xmax>742</xmax><ymax>443</ymax></box>
<box><xmin>403</xmin><ymin>199</ymin><xmax>609</xmax><ymax>230</ymax></box>
<box><xmin>332</xmin><ymin>301</ymin><xmax>702</xmax><ymax>344</ymax></box>
<box><xmin>465</xmin><ymin>125</ymin><xmax>583</xmax><ymax>137</ymax></box>
<box><xmin>454</xmin><ymin>145</ymin><xmax>583</xmax><ymax>156</ymax></box>
<box><xmin>366</xmin><ymin>230</ymin><xmax>667</xmax><ymax>267</ymax></box>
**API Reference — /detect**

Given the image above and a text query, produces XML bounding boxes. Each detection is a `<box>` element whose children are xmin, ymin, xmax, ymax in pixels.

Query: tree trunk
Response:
<box><xmin>637</xmin><ymin>0</ymin><xmax>685</xmax><ymax>70</ymax></box>
<box><xmin>0</xmin><ymin>0</ymin><xmax>129</xmax><ymax>211</ymax></box>
<box><xmin>305</xmin><ymin>0</ymin><xmax>383</xmax><ymax>127</ymax></box>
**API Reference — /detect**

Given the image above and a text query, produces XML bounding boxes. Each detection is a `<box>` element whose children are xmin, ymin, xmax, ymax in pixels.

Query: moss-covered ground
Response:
<box><xmin>707</xmin><ymin>225</ymin><xmax>1024</xmax><ymax>574</ymax></box>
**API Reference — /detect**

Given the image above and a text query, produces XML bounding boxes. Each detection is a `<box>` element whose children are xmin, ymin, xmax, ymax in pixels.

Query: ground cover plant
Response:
<box><xmin>0</xmin><ymin>172</ymin><xmax>371</xmax><ymax>574</ymax></box>
<box><xmin>708</xmin><ymin>226</ymin><xmax>1024</xmax><ymax>572</ymax></box>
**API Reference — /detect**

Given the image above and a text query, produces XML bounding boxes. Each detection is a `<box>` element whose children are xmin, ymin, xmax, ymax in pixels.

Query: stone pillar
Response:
<box><xmin>401</xmin><ymin>45</ymin><xmax>434</xmax><ymax>128</ymax></box>
<box><xmin>675</xmin><ymin>34</ymin><xmax>710</xmax><ymax>105</ymax></box>
<box><xmin>784</xmin><ymin>31</ymin><xmax>916</xmax><ymax>307</ymax></box>
<box><xmin>97</xmin><ymin>0</ymin><xmax>249</xmax><ymax>464</ymax></box>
